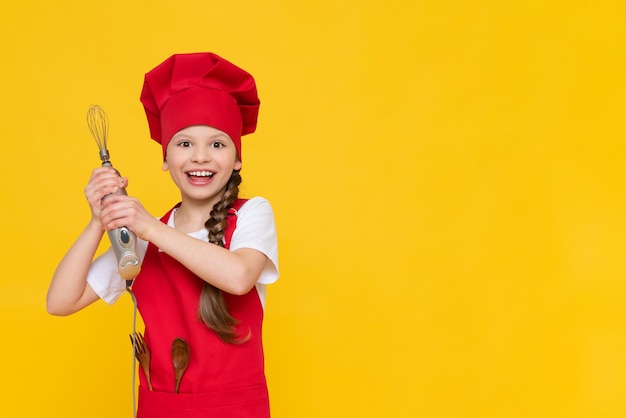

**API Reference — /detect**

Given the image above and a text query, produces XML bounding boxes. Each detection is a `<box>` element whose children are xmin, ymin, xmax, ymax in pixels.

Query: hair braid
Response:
<box><xmin>198</xmin><ymin>171</ymin><xmax>249</xmax><ymax>344</ymax></box>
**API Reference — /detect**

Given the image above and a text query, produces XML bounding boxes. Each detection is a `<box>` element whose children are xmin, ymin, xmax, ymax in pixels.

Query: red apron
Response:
<box><xmin>131</xmin><ymin>199</ymin><xmax>270</xmax><ymax>417</ymax></box>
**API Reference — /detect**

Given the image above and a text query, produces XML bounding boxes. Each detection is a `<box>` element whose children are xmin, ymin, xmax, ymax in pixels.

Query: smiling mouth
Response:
<box><xmin>187</xmin><ymin>170</ymin><xmax>214</xmax><ymax>178</ymax></box>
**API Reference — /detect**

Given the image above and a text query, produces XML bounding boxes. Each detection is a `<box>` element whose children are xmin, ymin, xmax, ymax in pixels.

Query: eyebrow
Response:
<box><xmin>171</xmin><ymin>133</ymin><xmax>229</xmax><ymax>141</ymax></box>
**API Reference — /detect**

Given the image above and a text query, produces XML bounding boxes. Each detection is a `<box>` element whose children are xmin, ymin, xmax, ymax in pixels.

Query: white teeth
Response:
<box><xmin>188</xmin><ymin>171</ymin><xmax>213</xmax><ymax>177</ymax></box>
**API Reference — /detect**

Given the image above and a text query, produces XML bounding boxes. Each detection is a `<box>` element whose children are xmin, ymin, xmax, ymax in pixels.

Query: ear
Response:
<box><xmin>234</xmin><ymin>160</ymin><xmax>242</xmax><ymax>171</ymax></box>
<box><xmin>162</xmin><ymin>160</ymin><xmax>169</xmax><ymax>171</ymax></box>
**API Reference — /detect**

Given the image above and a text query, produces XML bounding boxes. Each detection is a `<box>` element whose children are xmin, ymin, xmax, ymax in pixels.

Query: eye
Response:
<box><xmin>211</xmin><ymin>141</ymin><xmax>225</xmax><ymax>148</ymax></box>
<box><xmin>177</xmin><ymin>140</ymin><xmax>191</xmax><ymax>148</ymax></box>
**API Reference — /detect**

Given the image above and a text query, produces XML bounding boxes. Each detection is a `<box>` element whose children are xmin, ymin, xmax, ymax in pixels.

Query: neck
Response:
<box><xmin>174</xmin><ymin>198</ymin><xmax>219</xmax><ymax>233</ymax></box>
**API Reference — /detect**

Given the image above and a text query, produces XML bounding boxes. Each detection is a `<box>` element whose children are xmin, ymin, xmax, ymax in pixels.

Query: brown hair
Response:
<box><xmin>198</xmin><ymin>170</ymin><xmax>250</xmax><ymax>344</ymax></box>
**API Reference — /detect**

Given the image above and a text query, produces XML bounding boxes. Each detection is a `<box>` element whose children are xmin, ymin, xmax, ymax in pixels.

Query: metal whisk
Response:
<box><xmin>87</xmin><ymin>105</ymin><xmax>112</xmax><ymax>166</ymax></box>
<box><xmin>86</xmin><ymin>105</ymin><xmax>142</xmax><ymax>282</ymax></box>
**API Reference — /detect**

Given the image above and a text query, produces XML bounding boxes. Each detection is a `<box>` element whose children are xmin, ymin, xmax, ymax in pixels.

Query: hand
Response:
<box><xmin>84</xmin><ymin>167</ymin><xmax>127</xmax><ymax>226</ymax></box>
<box><xmin>99</xmin><ymin>193</ymin><xmax>159</xmax><ymax>242</ymax></box>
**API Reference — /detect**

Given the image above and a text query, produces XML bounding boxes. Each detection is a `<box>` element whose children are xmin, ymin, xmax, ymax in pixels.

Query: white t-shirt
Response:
<box><xmin>87</xmin><ymin>197</ymin><xmax>279</xmax><ymax>308</ymax></box>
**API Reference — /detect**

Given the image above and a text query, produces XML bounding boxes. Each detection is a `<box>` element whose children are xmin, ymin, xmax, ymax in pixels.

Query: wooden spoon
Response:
<box><xmin>172</xmin><ymin>338</ymin><xmax>190</xmax><ymax>394</ymax></box>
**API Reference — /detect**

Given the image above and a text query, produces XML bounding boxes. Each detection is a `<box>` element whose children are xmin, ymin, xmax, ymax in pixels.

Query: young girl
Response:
<box><xmin>47</xmin><ymin>52</ymin><xmax>279</xmax><ymax>417</ymax></box>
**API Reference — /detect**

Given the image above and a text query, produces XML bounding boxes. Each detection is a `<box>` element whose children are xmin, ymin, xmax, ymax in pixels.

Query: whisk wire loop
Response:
<box><xmin>87</xmin><ymin>105</ymin><xmax>111</xmax><ymax>164</ymax></box>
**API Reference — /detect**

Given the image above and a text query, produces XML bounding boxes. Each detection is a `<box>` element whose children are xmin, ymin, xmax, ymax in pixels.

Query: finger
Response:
<box><xmin>87</xmin><ymin>175</ymin><xmax>125</xmax><ymax>200</ymax></box>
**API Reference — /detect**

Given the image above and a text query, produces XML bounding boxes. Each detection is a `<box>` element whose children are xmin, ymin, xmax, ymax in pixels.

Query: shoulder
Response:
<box><xmin>230</xmin><ymin>196</ymin><xmax>278</xmax><ymax>288</ymax></box>
<box><xmin>231</xmin><ymin>196</ymin><xmax>277</xmax><ymax>240</ymax></box>
<box><xmin>237</xmin><ymin>196</ymin><xmax>275</xmax><ymax>218</ymax></box>
<box><xmin>230</xmin><ymin>197</ymin><xmax>279</xmax><ymax>285</ymax></box>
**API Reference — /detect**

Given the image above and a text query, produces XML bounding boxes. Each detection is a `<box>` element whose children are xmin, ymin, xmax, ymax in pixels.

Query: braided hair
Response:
<box><xmin>198</xmin><ymin>170</ymin><xmax>250</xmax><ymax>344</ymax></box>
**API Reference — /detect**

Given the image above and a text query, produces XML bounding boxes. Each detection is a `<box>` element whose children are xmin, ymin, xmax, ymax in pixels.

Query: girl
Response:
<box><xmin>47</xmin><ymin>52</ymin><xmax>279</xmax><ymax>417</ymax></box>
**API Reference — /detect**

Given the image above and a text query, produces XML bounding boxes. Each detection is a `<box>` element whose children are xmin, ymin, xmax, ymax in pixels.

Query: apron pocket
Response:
<box><xmin>137</xmin><ymin>384</ymin><xmax>270</xmax><ymax>418</ymax></box>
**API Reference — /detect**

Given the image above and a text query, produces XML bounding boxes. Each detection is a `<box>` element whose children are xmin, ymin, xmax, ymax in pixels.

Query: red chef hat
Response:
<box><xmin>140</xmin><ymin>52</ymin><xmax>260</xmax><ymax>160</ymax></box>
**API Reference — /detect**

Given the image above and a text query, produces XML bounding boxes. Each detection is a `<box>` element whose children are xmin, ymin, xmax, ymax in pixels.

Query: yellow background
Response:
<box><xmin>1</xmin><ymin>1</ymin><xmax>625</xmax><ymax>417</ymax></box>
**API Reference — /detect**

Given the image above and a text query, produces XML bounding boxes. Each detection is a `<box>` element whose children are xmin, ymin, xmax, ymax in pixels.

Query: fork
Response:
<box><xmin>130</xmin><ymin>332</ymin><xmax>153</xmax><ymax>391</ymax></box>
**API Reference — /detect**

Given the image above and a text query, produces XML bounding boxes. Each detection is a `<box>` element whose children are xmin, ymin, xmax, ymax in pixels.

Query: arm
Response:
<box><xmin>46</xmin><ymin>219</ymin><xmax>104</xmax><ymax>315</ymax></box>
<box><xmin>99</xmin><ymin>196</ymin><xmax>272</xmax><ymax>295</ymax></box>
<box><xmin>46</xmin><ymin>167</ymin><xmax>127</xmax><ymax>315</ymax></box>
<box><xmin>148</xmin><ymin>223</ymin><xmax>268</xmax><ymax>295</ymax></box>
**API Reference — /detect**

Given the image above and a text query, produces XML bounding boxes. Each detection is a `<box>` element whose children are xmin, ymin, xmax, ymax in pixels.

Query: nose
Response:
<box><xmin>192</xmin><ymin>145</ymin><xmax>212</xmax><ymax>163</ymax></box>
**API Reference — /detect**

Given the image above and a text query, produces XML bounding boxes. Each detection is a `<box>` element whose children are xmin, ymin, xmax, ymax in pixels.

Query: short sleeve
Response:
<box><xmin>230</xmin><ymin>197</ymin><xmax>279</xmax><ymax>285</ymax></box>
<box><xmin>87</xmin><ymin>239</ymin><xmax>149</xmax><ymax>305</ymax></box>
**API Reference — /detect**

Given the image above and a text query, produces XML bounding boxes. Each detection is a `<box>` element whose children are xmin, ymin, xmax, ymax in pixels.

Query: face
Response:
<box><xmin>163</xmin><ymin>125</ymin><xmax>242</xmax><ymax>207</ymax></box>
